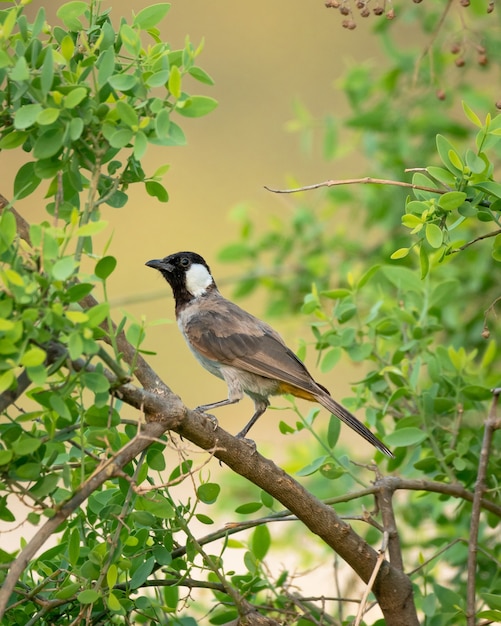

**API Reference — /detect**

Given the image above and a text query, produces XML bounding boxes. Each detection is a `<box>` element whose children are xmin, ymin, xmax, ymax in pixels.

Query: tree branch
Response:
<box><xmin>466</xmin><ymin>388</ymin><xmax>501</xmax><ymax>626</ymax></box>
<box><xmin>264</xmin><ymin>176</ymin><xmax>446</xmax><ymax>196</ymax></box>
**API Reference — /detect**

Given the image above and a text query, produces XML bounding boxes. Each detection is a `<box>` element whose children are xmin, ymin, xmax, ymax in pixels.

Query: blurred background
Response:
<box><xmin>4</xmin><ymin>0</ymin><xmax>403</xmax><ymax>454</ymax></box>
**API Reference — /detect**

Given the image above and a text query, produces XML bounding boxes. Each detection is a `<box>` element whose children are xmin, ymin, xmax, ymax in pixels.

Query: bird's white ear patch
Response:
<box><xmin>185</xmin><ymin>263</ymin><xmax>213</xmax><ymax>296</ymax></box>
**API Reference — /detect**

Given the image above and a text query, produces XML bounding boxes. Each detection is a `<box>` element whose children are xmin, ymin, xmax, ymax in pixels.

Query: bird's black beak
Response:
<box><xmin>146</xmin><ymin>259</ymin><xmax>174</xmax><ymax>272</ymax></box>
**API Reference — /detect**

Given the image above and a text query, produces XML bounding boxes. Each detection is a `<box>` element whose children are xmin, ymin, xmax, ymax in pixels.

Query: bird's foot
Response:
<box><xmin>194</xmin><ymin>408</ymin><xmax>218</xmax><ymax>430</ymax></box>
<box><xmin>235</xmin><ymin>433</ymin><xmax>257</xmax><ymax>453</ymax></box>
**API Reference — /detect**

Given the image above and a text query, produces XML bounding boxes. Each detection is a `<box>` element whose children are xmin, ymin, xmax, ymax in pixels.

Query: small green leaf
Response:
<box><xmin>197</xmin><ymin>483</ymin><xmax>220</xmax><ymax>504</ymax></box>
<box><xmin>177</xmin><ymin>95</ymin><xmax>218</xmax><ymax>118</ymax></box>
<box><xmin>327</xmin><ymin>414</ymin><xmax>341</xmax><ymax>449</ymax></box>
<box><xmin>52</xmin><ymin>256</ymin><xmax>77</xmax><ymax>280</ymax></box>
<box><xmin>77</xmin><ymin>589</ymin><xmax>101</xmax><ymax>605</ymax></box>
<box><xmin>116</xmin><ymin>100</ymin><xmax>138</xmax><ymax>128</ymax></box>
<box><xmin>56</xmin><ymin>1</ymin><xmax>88</xmax><ymax>30</ymax></box>
<box><xmin>0</xmin><ymin>450</ymin><xmax>13</xmax><ymax>465</ymax></box>
<box><xmin>251</xmin><ymin>524</ymin><xmax>270</xmax><ymax>561</ymax></box>
<box><xmin>12</xmin><ymin>436</ymin><xmax>42</xmax><ymax>455</ymax></box>
<box><xmin>33</xmin><ymin>127</ymin><xmax>65</xmax><ymax>159</ymax></box>
<box><xmin>20</xmin><ymin>347</ymin><xmax>47</xmax><ymax>367</ymax></box>
<box><xmin>145</xmin><ymin>180</ymin><xmax>169</xmax><ymax>202</ymax></box>
<box><xmin>385</xmin><ymin>428</ymin><xmax>427</xmax><ymax>447</ymax></box>
<box><xmin>0</xmin><ymin>131</ymin><xmax>28</xmax><ymax>150</ymax></box>
<box><xmin>296</xmin><ymin>456</ymin><xmax>329</xmax><ymax>477</ymax></box>
<box><xmin>235</xmin><ymin>502</ymin><xmax>262</xmax><ymax>514</ymax></box>
<box><xmin>188</xmin><ymin>66</ymin><xmax>215</xmax><ymax>85</ymax></box>
<box><xmin>63</xmin><ymin>87</ymin><xmax>88</xmax><ymax>109</ymax></box>
<box><xmin>425</xmin><ymin>223</ymin><xmax>443</xmax><ymax>249</ymax></box>
<box><xmin>462</xmin><ymin>101</ymin><xmax>482</xmax><ymax>128</ymax></box>
<box><xmin>76</xmin><ymin>220</ymin><xmax>108</xmax><ymax>237</ymax></box>
<box><xmin>129</xmin><ymin>557</ymin><xmax>155</xmax><ymax>589</ymax></box>
<box><xmin>36</xmin><ymin>108</ymin><xmax>60</xmax><ymax>126</ymax></box>
<box><xmin>133</xmin><ymin>3</ymin><xmax>171</xmax><ymax>29</ymax></box>
<box><xmin>390</xmin><ymin>247</ymin><xmax>410</xmax><ymax>260</ymax></box>
<box><xmin>95</xmin><ymin>255</ymin><xmax>117</xmax><ymax>280</ymax></box>
<box><xmin>438</xmin><ymin>191</ymin><xmax>467</xmax><ymax>211</ymax></box>
<box><xmin>108</xmin><ymin>74</ymin><xmax>138</xmax><ymax>92</ymax></box>
<box><xmin>168</xmin><ymin>64</ymin><xmax>181</xmax><ymax>99</ymax></box>
<box><xmin>14</xmin><ymin>104</ymin><xmax>43</xmax><ymax>130</ymax></box>
<box><xmin>120</xmin><ymin>24</ymin><xmax>141</xmax><ymax>56</ymax></box>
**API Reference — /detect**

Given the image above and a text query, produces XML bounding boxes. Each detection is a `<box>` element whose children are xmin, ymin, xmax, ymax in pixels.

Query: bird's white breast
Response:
<box><xmin>185</xmin><ymin>263</ymin><xmax>213</xmax><ymax>297</ymax></box>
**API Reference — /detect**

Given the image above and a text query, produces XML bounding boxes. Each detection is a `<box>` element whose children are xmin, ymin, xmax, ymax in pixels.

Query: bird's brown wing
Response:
<box><xmin>183</xmin><ymin>300</ymin><xmax>321</xmax><ymax>395</ymax></box>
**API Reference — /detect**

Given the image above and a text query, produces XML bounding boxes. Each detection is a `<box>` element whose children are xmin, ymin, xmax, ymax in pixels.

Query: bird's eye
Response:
<box><xmin>180</xmin><ymin>257</ymin><xmax>190</xmax><ymax>268</ymax></box>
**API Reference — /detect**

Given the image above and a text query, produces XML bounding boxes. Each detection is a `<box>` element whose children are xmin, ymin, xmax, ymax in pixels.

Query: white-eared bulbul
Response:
<box><xmin>146</xmin><ymin>251</ymin><xmax>393</xmax><ymax>457</ymax></box>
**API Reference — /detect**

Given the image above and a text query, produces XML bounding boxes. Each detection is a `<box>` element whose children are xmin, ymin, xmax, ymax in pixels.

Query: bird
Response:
<box><xmin>146</xmin><ymin>251</ymin><xmax>393</xmax><ymax>457</ymax></box>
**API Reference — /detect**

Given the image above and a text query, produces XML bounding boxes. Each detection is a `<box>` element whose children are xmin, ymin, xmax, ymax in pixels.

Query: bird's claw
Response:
<box><xmin>235</xmin><ymin>434</ymin><xmax>257</xmax><ymax>453</ymax></box>
<box><xmin>194</xmin><ymin>407</ymin><xmax>218</xmax><ymax>431</ymax></box>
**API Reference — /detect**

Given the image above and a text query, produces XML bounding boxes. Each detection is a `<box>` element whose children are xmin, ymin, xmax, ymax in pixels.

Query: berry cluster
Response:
<box><xmin>325</xmin><ymin>0</ymin><xmax>395</xmax><ymax>28</ymax></box>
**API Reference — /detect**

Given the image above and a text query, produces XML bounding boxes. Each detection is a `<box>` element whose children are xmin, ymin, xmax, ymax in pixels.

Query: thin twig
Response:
<box><xmin>466</xmin><ymin>388</ymin><xmax>501</xmax><ymax>626</ymax></box>
<box><xmin>354</xmin><ymin>531</ymin><xmax>389</xmax><ymax>626</ymax></box>
<box><xmin>449</xmin><ymin>228</ymin><xmax>501</xmax><ymax>254</ymax></box>
<box><xmin>264</xmin><ymin>177</ymin><xmax>446</xmax><ymax>196</ymax></box>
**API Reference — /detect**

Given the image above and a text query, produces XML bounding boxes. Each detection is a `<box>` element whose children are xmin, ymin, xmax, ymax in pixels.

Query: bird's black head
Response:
<box><xmin>146</xmin><ymin>251</ymin><xmax>215</xmax><ymax>306</ymax></box>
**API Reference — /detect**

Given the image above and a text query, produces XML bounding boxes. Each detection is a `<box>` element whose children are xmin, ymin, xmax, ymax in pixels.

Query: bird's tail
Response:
<box><xmin>314</xmin><ymin>391</ymin><xmax>393</xmax><ymax>458</ymax></box>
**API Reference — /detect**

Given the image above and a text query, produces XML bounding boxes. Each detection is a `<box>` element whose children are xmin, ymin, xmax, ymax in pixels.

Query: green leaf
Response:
<box><xmin>13</xmin><ymin>162</ymin><xmax>42</xmax><ymax>200</ymax></box>
<box><xmin>40</xmin><ymin>48</ymin><xmax>54</xmax><ymax>96</ymax></box>
<box><xmin>77</xmin><ymin>589</ymin><xmax>101</xmax><ymax>605</ymax></box>
<box><xmin>168</xmin><ymin>64</ymin><xmax>181</xmax><ymax>99</ymax></box>
<box><xmin>63</xmin><ymin>87</ymin><xmax>87</xmax><ymax>109</ymax></box>
<box><xmin>462</xmin><ymin>101</ymin><xmax>482</xmax><ymax>128</ymax></box>
<box><xmin>108</xmin><ymin>74</ymin><xmax>138</xmax><ymax>92</ymax></box>
<box><xmin>390</xmin><ymin>247</ymin><xmax>410</xmax><ymax>260</ymax></box>
<box><xmin>76</xmin><ymin>220</ymin><xmax>108</xmax><ymax>237</ymax></box>
<box><xmin>145</xmin><ymin>180</ymin><xmax>169</xmax><ymax>202</ymax></box>
<box><xmin>97</xmin><ymin>48</ymin><xmax>115</xmax><ymax>88</ymax></box>
<box><xmin>251</xmin><ymin>524</ymin><xmax>270</xmax><ymax>561</ymax></box>
<box><xmin>81</xmin><ymin>372</ymin><xmax>110</xmax><ymax>393</ymax></box>
<box><xmin>12</xmin><ymin>436</ymin><xmax>42</xmax><ymax>455</ymax></box>
<box><xmin>189</xmin><ymin>66</ymin><xmax>215</xmax><ymax>85</ymax></box>
<box><xmin>133</xmin><ymin>3</ymin><xmax>171</xmax><ymax>29</ymax></box>
<box><xmin>425</xmin><ymin>223</ymin><xmax>443</xmax><ymax>249</ymax></box>
<box><xmin>155</xmin><ymin>108</ymin><xmax>170</xmax><ymax>139</ymax></box>
<box><xmin>438</xmin><ymin>191</ymin><xmax>467</xmax><ymax>211</ymax></box>
<box><xmin>0</xmin><ymin>130</ymin><xmax>28</xmax><ymax>150</ymax></box>
<box><xmin>385</xmin><ymin>428</ymin><xmax>427</xmax><ymax>447</ymax></box>
<box><xmin>321</xmin><ymin>288</ymin><xmax>351</xmax><ymax>299</ymax></box>
<box><xmin>129</xmin><ymin>557</ymin><xmax>155</xmax><ymax>589</ymax></box>
<box><xmin>327</xmin><ymin>414</ymin><xmax>341</xmax><ymax>449</ymax></box>
<box><xmin>33</xmin><ymin>127</ymin><xmax>65</xmax><ymax>159</ymax></box>
<box><xmin>177</xmin><ymin>95</ymin><xmax>218</xmax><ymax>118</ymax></box>
<box><xmin>68</xmin><ymin>527</ymin><xmax>80</xmax><ymax>565</ymax></box>
<box><xmin>296</xmin><ymin>456</ymin><xmax>329</xmax><ymax>477</ymax></box>
<box><xmin>36</xmin><ymin>108</ymin><xmax>60</xmax><ymax>126</ymax></box>
<box><xmin>52</xmin><ymin>256</ymin><xmax>77</xmax><ymax>280</ymax></box>
<box><xmin>320</xmin><ymin>348</ymin><xmax>341</xmax><ymax>373</ymax></box>
<box><xmin>10</xmin><ymin>56</ymin><xmax>29</xmax><ymax>81</ymax></box>
<box><xmin>116</xmin><ymin>100</ymin><xmax>138</xmax><ymax>128</ymax></box>
<box><xmin>235</xmin><ymin>502</ymin><xmax>262</xmax><ymax>514</ymax></box>
<box><xmin>56</xmin><ymin>1</ymin><xmax>88</xmax><ymax>31</ymax></box>
<box><xmin>14</xmin><ymin>104</ymin><xmax>43</xmax><ymax>130</ymax></box>
<box><xmin>61</xmin><ymin>34</ymin><xmax>75</xmax><ymax>62</ymax></box>
<box><xmin>95</xmin><ymin>255</ymin><xmax>117</xmax><ymax>280</ymax></box>
<box><xmin>120</xmin><ymin>23</ymin><xmax>141</xmax><ymax>56</ymax></box>
<box><xmin>197</xmin><ymin>482</ymin><xmax>220</xmax><ymax>504</ymax></box>
<box><xmin>20</xmin><ymin>347</ymin><xmax>46</xmax><ymax>367</ymax></box>
<box><xmin>109</xmin><ymin>128</ymin><xmax>133</xmax><ymax>148</ymax></box>
<box><xmin>436</xmin><ymin>134</ymin><xmax>462</xmax><ymax>174</ymax></box>
<box><xmin>0</xmin><ymin>450</ymin><xmax>13</xmax><ymax>465</ymax></box>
